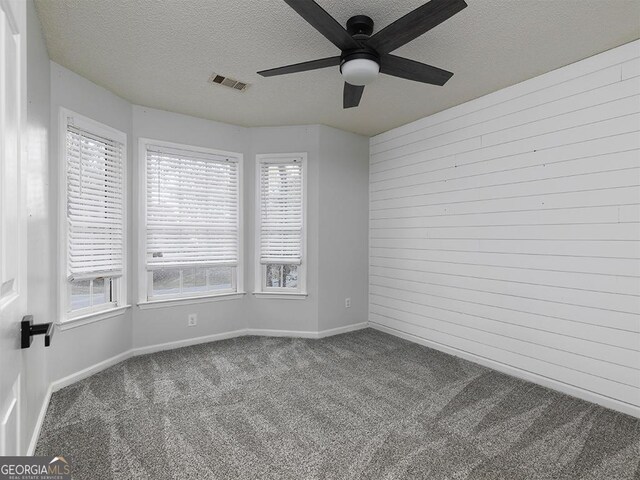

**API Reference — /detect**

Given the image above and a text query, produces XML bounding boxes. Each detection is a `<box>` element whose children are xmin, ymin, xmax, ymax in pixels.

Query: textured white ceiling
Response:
<box><xmin>35</xmin><ymin>0</ymin><xmax>640</xmax><ymax>136</ymax></box>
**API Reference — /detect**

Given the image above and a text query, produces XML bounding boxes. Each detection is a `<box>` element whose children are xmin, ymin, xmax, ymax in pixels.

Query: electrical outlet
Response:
<box><xmin>345</xmin><ymin>298</ymin><xmax>351</xmax><ymax>308</ymax></box>
<box><xmin>188</xmin><ymin>313</ymin><xmax>198</xmax><ymax>327</ymax></box>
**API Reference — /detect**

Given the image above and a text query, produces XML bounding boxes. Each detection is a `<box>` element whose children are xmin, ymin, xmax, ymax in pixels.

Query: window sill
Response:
<box><xmin>137</xmin><ymin>292</ymin><xmax>246</xmax><ymax>310</ymax></box>
<box><xmin>253</xmin><ymin>292</ymin><xmax>308</xmax><ymax>300</ymax></box>
<box><xmin>58</xmin><ymin>305</ymin><xmax>131</xmax><ymax>331</ymax></box>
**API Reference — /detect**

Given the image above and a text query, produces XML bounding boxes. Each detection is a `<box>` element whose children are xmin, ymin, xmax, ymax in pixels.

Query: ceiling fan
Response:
<box><xmin>258</xmin><ymin>0</ymin><xmax>468</xmax><ymax>108</ymax></box>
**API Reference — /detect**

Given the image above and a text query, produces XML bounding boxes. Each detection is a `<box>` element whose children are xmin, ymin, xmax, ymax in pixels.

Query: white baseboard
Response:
<box><xmin>370</xmin><ymin>322</ymin><xmax>640</xmax><ymax>419</ymax></box>
<box><xmin>247</xmin><ymin>322</ymin><xmax>368</xmax><ymax>339</ymax></box>
<box><xmin>247</xmin><ymin>328</ymin><xmax>317</xmax><ymax>338</ymax></box>
<box><xmin>26</xmin><ymin>384</ymin><xmax>52</xmax><ymax>456</ymax></box>
<box><xmin>132</xmin><ymin>329</ymin><xmax>248</xmax><ymax>356</ymax></box>
<box><xmin>316</xmin><ymin>322</ymin><xmax>369</xmax><ymax>338</ymax></box>
<box><xmin>28</xmin><ymin>322</ymin><xmax>370</xmax><ymax>453</ymax></box>
<box><xmin>51</xmin><ymin>349</ymin><xmax>132</xmax><ymax>392</ymax></box>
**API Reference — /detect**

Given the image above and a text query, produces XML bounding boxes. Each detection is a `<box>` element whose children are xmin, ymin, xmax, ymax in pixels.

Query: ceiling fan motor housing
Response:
<box><xmin>340</xmin><ymin>49</ymin><xmax>379</xmax><ymax>68</ymax></box>
<box><xmin>346</xmin><ymin>15</ymin><xmax>374</xmax><ymax>40</ymax></box>
<box><xmin>342</xmin><ymin>16</ymin><xmax>380</xmax><ymax>75</ymax></box>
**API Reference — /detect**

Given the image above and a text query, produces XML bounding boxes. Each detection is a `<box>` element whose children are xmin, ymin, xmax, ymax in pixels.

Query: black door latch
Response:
<box><xmin>21</xmin><ymin>315</ymin><xmax>54</xmax><ymax>348</ymax></box>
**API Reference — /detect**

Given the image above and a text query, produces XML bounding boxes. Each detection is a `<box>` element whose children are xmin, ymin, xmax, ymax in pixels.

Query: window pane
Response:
<box><xmin>265</xmin><ymin>264</ymin><xmax>283</xmax><ymax>288</ymax></box>
<box><xmin>153</xmin><ymin>268</ymin><xmax>181</xmax><ymax>296</ymax></box>
<box><xmin>265</xmin><ymin>264</ymin><xmax>298</xmax><ymax>289</ymax></box>
<box><xmin>283</xmin><ymin>265</ymin><xmax>298</xmax><ymax>288</ymax></box>
<box><xmin>183</xmin><ymin>267</ymin><xmax>208</xmax><ymax>294</ymax></box>
<box><xmin>207</xmin><ymin>266</ymin><xmax>232</xmax><ymax>291</ymax></box>
<box><xmin>150</xmin><ymin>266</ymin><xmax>233</xmax><ymax>298</ymax></box>
<box><xmin>92</xmin><ymin>277</ymin><xmax>110</xmax><ymax>306</ymax></box>
<box><xmin>70</xmin><ymin>279</ymin><xmax>91</xmax><ymax>310</ymax></box>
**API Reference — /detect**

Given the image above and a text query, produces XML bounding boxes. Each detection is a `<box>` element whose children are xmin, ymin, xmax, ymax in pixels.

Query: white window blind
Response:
<box><xmin>259</xmin><ymin>158</ymin><xmax>303</xmax><ymax>264</ymax></box>
<box><xmin>145</xmin><ymin>145</ymin><xmax>239</xmax><ymax>268</ymax></box>
<box><xmin>66</xmin><ymin>123</ymin><xmax>125</xmax><ymax>280</ymax></box>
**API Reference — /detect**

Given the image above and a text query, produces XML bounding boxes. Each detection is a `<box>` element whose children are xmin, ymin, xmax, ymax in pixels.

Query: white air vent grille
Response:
<box><xmin>208</xmin><ymin>73</ymin><xmax>249</xmax><ymax>92</ymax></box>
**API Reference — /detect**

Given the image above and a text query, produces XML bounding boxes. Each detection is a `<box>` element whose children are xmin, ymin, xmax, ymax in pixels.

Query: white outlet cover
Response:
<box><xmin>345</xmin><ymin>298</ymin><xmax>351</xmax><ymax>308</ymax></box>
<box><xmin>188</xmin><ymin>314</ymin><xmax>198</xmax><ymax>326</ymax></box>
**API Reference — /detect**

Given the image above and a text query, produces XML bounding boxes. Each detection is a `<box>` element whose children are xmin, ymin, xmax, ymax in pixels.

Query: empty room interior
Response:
<box><xmin>1</xmin><ymin>0</ymin><xmax>639</xmax><ymax>478</ymax></box>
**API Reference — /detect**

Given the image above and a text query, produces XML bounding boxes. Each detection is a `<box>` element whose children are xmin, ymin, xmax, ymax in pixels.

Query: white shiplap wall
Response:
<box><xmin>369</xmin><ymin>40</ymin><xmax>640</xmax><ymax>417</ymax></box>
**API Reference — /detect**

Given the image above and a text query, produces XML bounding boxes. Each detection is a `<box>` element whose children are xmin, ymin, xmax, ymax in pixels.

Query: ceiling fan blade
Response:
<box><xmin>343</xmin><ymin>83</ymin><xmax>364</xmax><ymax>108</ymax></box>
<box><xmin>367</xmin><ymin>0</ymin><xmax>467</xmax><ymax>54</ymax></box>
<box><xmin>380</xmin><ymin>54</ymin><xmax>453</xmax><ymax>86</ymax></box>
<box><xmin>283</xmin><ymin>0</ymin><xmax>361</xmax><ymax>50</ymax></box>
<box><xmin>258</xmin><ymin>56</ymin><xmax>341</xmax><ymax>77</ymax></box>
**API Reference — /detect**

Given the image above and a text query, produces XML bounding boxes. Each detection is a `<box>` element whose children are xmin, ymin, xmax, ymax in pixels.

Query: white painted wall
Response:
<box><xmin>131</xmin><ymin>106</ymin><xmax>251</xmax><ymax>347</ymax></box>
<box><xmin>368</xmin><ymin>40</ymin><xmax>640</xmax><ymax>416</ymax></box>
<box><xmin>48</xmin><ymin>62</ymin><xmax>134</xmax><ymax>382</ymax></box>
<box><xmin>246</xmin><ymin>125</ymin><xmax>321</xmax><ymax>334</ymax></box>
<box><xmin>318</xmin><ymin>126</ymin><xmax>369</xmax><ymax>332</ymax></box>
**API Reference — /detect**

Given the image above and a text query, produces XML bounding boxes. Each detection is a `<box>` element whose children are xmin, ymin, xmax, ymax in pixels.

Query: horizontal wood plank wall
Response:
<box><xmin>368</xmin><ymin>40</ymin><xmax>640</xmax><ymax>416</ymax></box>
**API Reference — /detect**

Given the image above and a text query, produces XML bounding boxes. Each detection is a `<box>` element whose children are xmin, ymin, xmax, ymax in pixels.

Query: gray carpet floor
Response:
<box><xmin>36</xmin><ymin>329</ymin><xmax>640</xmax><ymax>479</ymax></box>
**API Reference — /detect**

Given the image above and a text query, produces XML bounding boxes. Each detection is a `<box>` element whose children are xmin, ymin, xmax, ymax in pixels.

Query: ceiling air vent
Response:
<box><xmin>208</xmin><ymin>73</ymin><xmax>249</xmax><ymax>92</ymax></box>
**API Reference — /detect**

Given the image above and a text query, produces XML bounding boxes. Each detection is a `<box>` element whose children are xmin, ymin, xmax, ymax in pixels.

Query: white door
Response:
<box><xmin>0</xmin><ymin>0</ymin><xmax>27</xmax><ymax>456</ymax></box>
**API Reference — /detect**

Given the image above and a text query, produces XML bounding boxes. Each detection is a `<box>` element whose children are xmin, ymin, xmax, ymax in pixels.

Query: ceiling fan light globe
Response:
<box><xmin>340</xmin><ymin>58</ymin><xmax>380</xmax><ymax>86</ymax></box>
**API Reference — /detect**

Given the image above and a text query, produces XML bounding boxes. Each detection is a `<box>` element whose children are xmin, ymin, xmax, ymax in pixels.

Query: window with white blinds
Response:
<box><xmin>61</xmin><ymin>109</ymin><xmax>127</xmax><ymax>319</ymax></box>
<box><xmin>259</xmin><ymin>158</ymin><xmax>304</xmax><ymax>264</ymax></box>
<box><xmin>66</xmin><ymin>123</ymin><xmax>125</xmax><ymax>280</ymax></box>
<box><xmin>142</xmin><ymin>142</ymin><xmax>242</xmax><ymax>301</ymax></box>
<box><xmin>257</xmin><ymin>154</ymin><xmax>306</xmax><ymax>293</ymax></box>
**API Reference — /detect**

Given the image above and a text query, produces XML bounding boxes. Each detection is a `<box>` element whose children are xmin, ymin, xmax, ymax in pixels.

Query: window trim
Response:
<box><xmin>137</xmin><ymin>292</ymin><xmax>245</xmax><ymax>310</ymax></box>
<box><xmin>57</xmin><ymin>305</ymin><xmax>132</xmax><ymax>331</ymax></box>
<box><xmin>252</xmin><ymin>292</ymin><xmax>308</xmax><ymax>300</ymax></box>
<box><xmin>254</xmin><ymin>152</ymin><xmax>308</xmax><ymax>296</ymax></box>
<box><xmin>137</xmin><ymin>138</ymin><xmax>244</xmax><ymax>305</ymax></box>
<box><xmin>57</xmin><ymin>108</ymin><xmax>128</xmax><ymax>324</ymax></box>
